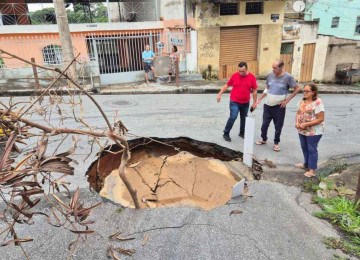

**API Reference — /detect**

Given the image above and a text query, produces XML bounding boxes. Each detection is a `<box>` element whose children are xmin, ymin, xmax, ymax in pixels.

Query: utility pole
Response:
<box><xmin>53</xmin><ymin>0</ymin><xmax>77</xmax><ymax>81</ymax></box>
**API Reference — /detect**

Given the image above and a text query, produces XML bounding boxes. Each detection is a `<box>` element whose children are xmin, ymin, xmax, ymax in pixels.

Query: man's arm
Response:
<box><xmin>280</xmin><ymin>85</ymin><xmax>301</xmax><ymax>108</ymax></box>
<box><xmin>254</xmin><ymin>87</ymin><xmax>268</xmax><ymax>107</ymax></box>
<box><xmin>216</xmin><ymin>84</ymin><xmax>230</xmax><ymax>103</ymax></box>
<box><xmin>251</xmin><ymin>88</ymin><xmax>257</xmax><ymax>108</ymax></box>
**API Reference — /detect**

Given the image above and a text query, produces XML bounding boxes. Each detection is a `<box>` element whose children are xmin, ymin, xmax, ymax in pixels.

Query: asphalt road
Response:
<box><xmin>0</xmin><ymin>93</ymin><xmax>359</xmax><ymax>259</ymax></box>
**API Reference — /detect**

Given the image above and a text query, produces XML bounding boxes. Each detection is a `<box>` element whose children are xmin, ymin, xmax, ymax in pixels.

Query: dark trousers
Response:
<box><xmin>224</xmin><ymin>101</ymin><xmax>249</xmax><ymax>135</ymax></box>
<box><xmin>261</xmin><ymin>104</ymin><xmax>286</xmax><ymax>144</ymax></box>
<box><xmin>298</xmin><ymin>134</ymin><xmax>322</xmax><ymax>170</ymax></box>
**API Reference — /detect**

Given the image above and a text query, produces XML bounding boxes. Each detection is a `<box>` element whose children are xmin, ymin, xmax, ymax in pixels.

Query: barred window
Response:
<box><xmin>355</xmin><ymin>16</ymin><xmax>360</xmax><ymax>35</ymax></box>
<box><xmin>42</xmin><ymin>45</ymin><xmax>63</xmax><ymax>65</ymax></box>
<box><xmin>331</xmin><ymin>17</ymin><xmax>340</xmax><ymax>28</ymax></box>
<box><xmin>220</xmin><ymin>3</ymin><xmax>239</xmax><ymax>16</ymax></box>
<box><xmin>245</xmin><ymin>2</ymin><xmax>263</xmax><ymax>15</ymax></box>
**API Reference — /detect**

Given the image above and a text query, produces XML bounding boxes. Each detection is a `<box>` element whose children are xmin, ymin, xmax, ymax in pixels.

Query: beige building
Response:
<box><xmin>281</xmin><ymin>20</ymin><xmax>360</xmax><ymax>83</ymax></box>
<box><xmin>196</xmin><ymin>1</ymin><xmax>286</xmax><ymax>79</ymax></box>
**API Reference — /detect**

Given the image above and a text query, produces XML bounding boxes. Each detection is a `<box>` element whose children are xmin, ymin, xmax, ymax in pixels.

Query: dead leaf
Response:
<box><xmin>109</xmin><ymin>231</ymin><xmax>135</xmax><ymax>242</ymax></box>
<box><xmin>141</xmin><ymin>234</ymin><xmax>149</xmax><ymax>246</ymax></box>
<box><xmin>229</xmin><ymin>210</ymin><xmax>243</xmax><ymax>216</ymax></box>
<box><xmin>114</xmin><ymin>247</ymin><xmax>136</xmax><ymax>256</ymax></box>
<box><xmin>107</xmin><ymin>246</ymin><xmax>121</xmax><ymax>260</ymax></box>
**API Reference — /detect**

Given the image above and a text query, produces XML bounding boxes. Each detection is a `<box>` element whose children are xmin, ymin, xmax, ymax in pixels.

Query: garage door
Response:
<box><xmin>220</xmin><ymin>26</ymin><xmax>259</xmax><ymax>79</ymax></box>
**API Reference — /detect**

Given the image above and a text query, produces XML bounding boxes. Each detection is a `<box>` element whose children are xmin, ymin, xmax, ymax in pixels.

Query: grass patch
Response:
<box><xmin>303</xmin><ymin>179</ymin><xmax>320</xmax><ymax>193</ymax></box>
<box><xmin>313</xmin><ymin>197</ymin><xmax>360</xmax><ymax>257</ymax></box>
<box><xmin>324</xmin><ymin>237</ymin><xmax>360</xmax><ymax>258</ymax></box>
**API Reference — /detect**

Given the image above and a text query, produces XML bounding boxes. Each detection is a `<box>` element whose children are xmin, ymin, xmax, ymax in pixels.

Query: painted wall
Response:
<box><xmin>321</xmin><ymin>36</ymin><xmax>360</xmax><ymax>82</ymax></box>
<box><xmin>305</xmin><ymin>0</ymin><xmax>360</xmax><ymax>41</ymax></box>
<box><xmin>161</xmin><ymin>0</ymin><xmax>196</xmax><ymax>29</ymax></box>
<box><xmin>196</xmin><ymin>1</ymin><xmax>285</xmax><ymax>78</ymax></box>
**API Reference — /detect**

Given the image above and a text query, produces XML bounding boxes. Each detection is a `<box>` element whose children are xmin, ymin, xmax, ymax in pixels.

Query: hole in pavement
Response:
<box><xmin>87</xmin><ymin>137</ymin><xmax>256</xmax><ymax>210</ymax></box>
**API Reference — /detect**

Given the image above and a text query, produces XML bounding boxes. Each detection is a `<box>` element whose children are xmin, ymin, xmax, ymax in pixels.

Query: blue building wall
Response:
<box><xmin>305</xmin><ymin>0</ymin><xmax>360</xmax><ymax>40</ymax></box>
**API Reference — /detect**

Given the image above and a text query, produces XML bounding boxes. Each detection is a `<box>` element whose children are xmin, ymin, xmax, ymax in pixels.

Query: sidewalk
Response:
<box><xmin>1</xmin><ymin>79</ymin><xmax>360</xmax><ymax>96</ymax></box>
<box><xmin>100</xmin><ymin>79</ymin><xmax>360</xmax><ymax>95</ymax></box>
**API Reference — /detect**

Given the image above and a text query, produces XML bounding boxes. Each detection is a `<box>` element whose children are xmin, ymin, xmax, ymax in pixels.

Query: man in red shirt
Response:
<box><xmin>217</xmin><ymin>62</ymin><xmax>258</xmax><ymax>142</ymax></box>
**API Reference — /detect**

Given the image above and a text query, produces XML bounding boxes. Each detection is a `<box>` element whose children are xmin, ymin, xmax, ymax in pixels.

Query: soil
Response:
<box><xmin>87</xmin><ymin>137</ymin><xmax>257</xmax><ymax>210</ymax></box>
<box><xmin>100</xmin><ymin>151</ymin><xmax>239</xmax><ymax>210</ymax></box>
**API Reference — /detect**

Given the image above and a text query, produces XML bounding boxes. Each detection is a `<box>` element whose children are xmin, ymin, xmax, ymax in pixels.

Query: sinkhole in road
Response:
<box><xmin>87</xmin><ymin>137</ymin><xmax>256</xmax><ymax>210</ymax></box>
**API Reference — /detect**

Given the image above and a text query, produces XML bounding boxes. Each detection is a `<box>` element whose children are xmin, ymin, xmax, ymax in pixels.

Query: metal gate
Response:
<box><xmin>89</xmin><ymin>33</ymin><xmax>155</xmax><ymax>84</ymax></box>
<box><xmin>219</xmin><ymin>26</ymin><xmax>259</xmax><ymax>79</ymax></box>
<box><xmin>87</xmin><ymin>29</ymin><xmax>191</xmax><ymax>85</ymax></box>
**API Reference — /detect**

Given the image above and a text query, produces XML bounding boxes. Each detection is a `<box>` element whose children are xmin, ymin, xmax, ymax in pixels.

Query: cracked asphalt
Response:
<box><xmin>1</xmin><ymin>94</ymin><xmax>360</xmax><ymax>259</ymax></box>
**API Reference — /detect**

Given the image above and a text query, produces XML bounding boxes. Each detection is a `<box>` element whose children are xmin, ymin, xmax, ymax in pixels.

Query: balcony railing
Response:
<box><xmin>0</xmin><ymin>2</ymin><xmax>158</xmax><ymax>26</ymax></box>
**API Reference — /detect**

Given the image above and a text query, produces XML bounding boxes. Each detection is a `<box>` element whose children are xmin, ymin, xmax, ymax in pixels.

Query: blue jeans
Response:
<box><xmin>298</xmin><ymin>134</ymin><xmax>322</xmax><ymax>170</ymax></box>
<box><xmin>224</xmin><ymin>101</ymin><xmax>249</xmax><ymax>135</ymax></box>
<box><xmin>261</xmin><ymin>104</ymin><xmax>286</xmax><ymax>144</ymax></box>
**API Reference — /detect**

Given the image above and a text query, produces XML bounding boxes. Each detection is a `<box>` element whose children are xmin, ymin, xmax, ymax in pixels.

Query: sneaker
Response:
<box><xmin>223</xmin><ymin>134</ymin><xmax>231</xmax><ymax>142</ymax></box>
<box><xmin>239</xmin><ymin>133</ymin><xmax>244</xmax><ymax>138</ymax></box>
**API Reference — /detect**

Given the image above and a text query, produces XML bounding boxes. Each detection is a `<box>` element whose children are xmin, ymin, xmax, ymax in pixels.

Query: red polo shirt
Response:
<box><xmin>227</xmin><ymin>72</ymin><xmax>257</xmax><ymax>104</ymax></box>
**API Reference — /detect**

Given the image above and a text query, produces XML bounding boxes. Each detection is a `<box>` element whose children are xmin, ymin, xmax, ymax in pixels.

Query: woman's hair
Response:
<box><xmin>173</xmin><ymin>45</ymin><xmax>178</xmax><ymax>52</ymax></box>
<box><xmin>303</xmin><ymin>82</ymin><xmax>319</xmax><ymax>101</ymax></box>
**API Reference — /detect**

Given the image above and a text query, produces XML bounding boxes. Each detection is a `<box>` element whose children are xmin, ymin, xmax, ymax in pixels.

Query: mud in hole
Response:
<box><xmin>87</xmin><ymin>137</ymin><xmax>259</xmax><ymax>210</ymax></box>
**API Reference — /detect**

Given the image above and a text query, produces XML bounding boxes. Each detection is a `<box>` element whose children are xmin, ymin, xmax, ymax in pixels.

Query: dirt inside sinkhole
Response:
<box><xmin>87</xmin><ymin>137</ymin><xmax>256</xmax><ymax>211</ymax></box>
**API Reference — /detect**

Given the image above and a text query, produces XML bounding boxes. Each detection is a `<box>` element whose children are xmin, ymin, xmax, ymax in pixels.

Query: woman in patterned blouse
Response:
<box><xmin>295</xmin><ymin>83</ymin><xmax>325</xmax><ymax>178</ymax></box>
<box><xmin>167</xmin><ymin>45</ymin><xmax>179</xmax><ymax>84</ymax></box>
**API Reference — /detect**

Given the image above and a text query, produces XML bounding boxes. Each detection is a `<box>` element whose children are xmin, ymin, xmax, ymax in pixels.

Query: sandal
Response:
<box><xmin>304</xmin><ymin>171</ymin><xmax>316</xmax><ymax>178</ymax></box>
<box><xmin>273</xmin><ymin>145</ymin><xmax>281</xmax><ymax>152</ymax></box>
<box><xmin>255</xmin><ymin>140</ymin><xmax>267</xmax><ymax>145</ymax></box>
<box><xmin>295</xmin><ymin>163</ymin><xmax>307</xmax><ymax>169</ymax></box>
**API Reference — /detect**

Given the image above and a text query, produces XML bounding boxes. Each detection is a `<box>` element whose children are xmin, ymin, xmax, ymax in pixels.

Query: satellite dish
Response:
<box><xmin>293</xmin><ymin>0</ymin><xmax>305</xmax><ymax>12</ymax></box>
<box><xmin>307</xmin><ymin>0</ymin><xmax>319</xmax><ymax>3</ymax></box>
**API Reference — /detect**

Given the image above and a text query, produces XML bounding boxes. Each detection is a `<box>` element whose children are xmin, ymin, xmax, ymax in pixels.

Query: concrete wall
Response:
<box><xmin>161</xmin><ymin>0</ymin><xmax>196</xmax><ymax>29</ymax></box>
<box><xmin>322</xmin><ymin>36</ymin><xmax>360</xmax><ymax>82</ymax></box>
<box><xmin>196</xmin><ymin>1</ymin><xmax>285</xmax><ymax>78</ymax></box>
<box><xmin>305</xmin><ymin>0</ymin><xmax>360</xmax><ymax>41</ymax></box>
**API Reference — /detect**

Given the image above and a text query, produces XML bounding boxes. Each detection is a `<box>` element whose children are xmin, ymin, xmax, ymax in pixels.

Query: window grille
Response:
<box><xmin>280</xmin><ymin>43</ymin><xmax>294</xmax><ymax>54</ymax></box>
<box><xmin>1</xmin><ymin>14</ymin><xmax>17</xmax><ymax>25</ymax></box>
<box><xmin>42</xmin><ymin>45</ymin><xmax>63</xmax><ymax>65</ymax></box>
<box><xmin>331</xmin><ymin>17</ymin><xmax>340</xmax><ymax>28</ymax></box>
<box><xmin>245</xmin><ymin>2</ymin><xmax>263</xmax><ymax>15</ymax></box>
<box><xmin>355</xmin><ymin>16</ymin><xmax>360</xmax><ymax>35</ymax></box>
<box><xmin>220</xmin><ymin>3</ymin><xmax>239</xmax><ymax>16</ymax></box>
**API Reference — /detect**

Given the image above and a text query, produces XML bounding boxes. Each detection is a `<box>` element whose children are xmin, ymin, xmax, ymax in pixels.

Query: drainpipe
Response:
<box><xmin>184</xmin><ymin>0</ymin><xmax>188</xmax><ymax>72</ymax></box>
<box><xmin>106</xmin><ymin>0</ymin><xmax>110</xmax><ymax>23</ymax></box>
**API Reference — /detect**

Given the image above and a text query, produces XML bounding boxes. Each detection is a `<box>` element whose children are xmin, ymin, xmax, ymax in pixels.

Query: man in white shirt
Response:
<box><xmin>254</xmin><ymin>60</ymin><xmax>300</xmax><ymax>151</ymax></box>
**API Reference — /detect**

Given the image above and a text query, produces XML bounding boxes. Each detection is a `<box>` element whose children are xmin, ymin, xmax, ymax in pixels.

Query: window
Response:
<box><xmin>220</xmin><ymin>3</ymin><xmax>239</xmax><ymax>16</ymax></box>
<box><xmin>331</xmin><ymin>17</ymin><xmax>340</xmax><ymax>28</ymax></box>
<box><xmin>42</xmin><ymin>45</ymin><xmax>63</xmax><ymax>65</ymax></box>
<box><xmin>245</xmin><ymin>2</ymin><xmax>263</xmax><ymax>15</ymax></box>
<box><xmin>355</xmin><ymin>16</ymin><xmax>360</xmax><ymax>35</ymax></box>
